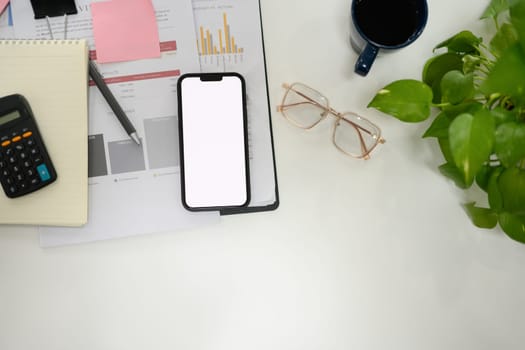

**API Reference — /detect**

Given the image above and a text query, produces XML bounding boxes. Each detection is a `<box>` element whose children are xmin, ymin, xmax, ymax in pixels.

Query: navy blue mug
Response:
<box><xmin>350</xmin><ymin>0</ymin><xmax>428</xmax><ymax>76</ymax></box>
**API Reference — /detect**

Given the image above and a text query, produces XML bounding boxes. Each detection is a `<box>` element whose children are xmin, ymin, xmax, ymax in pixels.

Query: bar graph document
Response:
<box><xmin>192</xmin><ymin>0</ymin><xmax>278</xmax><ymax>211</ymax></box>
<box><xmin>9</xmin><ymin>0</ymin><xmax>276</xmax><ymax>245</ymax></box>
<box><xmin>10</xmin><ymin>0</ymin><xmax>220</xmax><ymax>246</ymax></box>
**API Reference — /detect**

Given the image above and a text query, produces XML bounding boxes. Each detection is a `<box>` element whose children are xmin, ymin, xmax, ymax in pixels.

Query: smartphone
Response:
<box><xmin>177</xmin><ymin>72</ymin><xmax>250</xmax><ymax>211</ymax></box>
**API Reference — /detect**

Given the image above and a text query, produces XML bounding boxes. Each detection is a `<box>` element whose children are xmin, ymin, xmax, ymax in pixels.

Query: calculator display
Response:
<box><xmin>0</xmin><ymin>110</ymin><xmax>21</xmax><ymax>126</ymax></box>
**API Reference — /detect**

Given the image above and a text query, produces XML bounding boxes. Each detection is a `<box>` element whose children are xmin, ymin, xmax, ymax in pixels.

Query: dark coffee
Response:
<box><xmin>354</xmin><ymin>0</ymin><xmax>421</xmax><ymax>46</ymax></box>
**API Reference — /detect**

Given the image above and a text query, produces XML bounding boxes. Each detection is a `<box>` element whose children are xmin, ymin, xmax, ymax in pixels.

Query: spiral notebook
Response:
<box><xmin>0</xmin><ymin>40</ymin><xmax>89</xmax><ymax>226</ymax></box>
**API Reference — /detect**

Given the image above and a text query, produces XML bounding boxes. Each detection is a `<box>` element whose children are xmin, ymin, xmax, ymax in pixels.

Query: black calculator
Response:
<box><xmin>0</xmin><ymin>94</ymin><xmax>57</xmax><ymax>198</ymax></box>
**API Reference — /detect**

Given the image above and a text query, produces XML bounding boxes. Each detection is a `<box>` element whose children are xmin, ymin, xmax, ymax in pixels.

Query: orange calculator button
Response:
<box><xmin>12</xmin><ymin>136</ymin><xmax>22</xmax><ymax>142</ymax></box>
<box><xmin>22</xmin><ymin>131</ymin><xmax>33</xmax><ymax>138</ymax></box>
<box><xmin>1</xmin><ymin>140</ymin><xmax>10</xmax><ymax>147</ymax></box>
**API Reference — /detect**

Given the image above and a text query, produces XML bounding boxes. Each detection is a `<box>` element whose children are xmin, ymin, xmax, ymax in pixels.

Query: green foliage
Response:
<box><xmin>480</xmin><ymin>0</ymin><xmax>510</xmax><ymax>20</ymax></box>
<box><xmin>422</xmin><ymin>53</ymin><xmax>463</xmax><ymax>103</ymax></box>
<box><xmin>367</xmin><ymin>80</ymin><xmax>432</xmax><ymax>122</ymax></box>
<box><xmin>441</xmin><ymin>71</ymin><xmax>475</xmax><ymax>104</ymax></box>
<box><xmin>463</xmin><ymin>202</ymin><xmax>499</xmax><ymax>228</ymax></box>
<box><xmin>368</xmin><ymin>0</ymin><xmax>525</xmax><ymax>244</ymax></box>
<box><xmin>449</xmin><ymin>110</ymin><xmax>495</xmax><ymax>186</ymax></box>
<box><xmin>434</xmin><ymin>31</ymin><xmax>482</xmax><ymax>55</ymax></box>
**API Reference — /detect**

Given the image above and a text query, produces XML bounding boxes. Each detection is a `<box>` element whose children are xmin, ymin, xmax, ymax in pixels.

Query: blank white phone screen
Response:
<box><xmin>180</xmin><ymin>75</ymin><xmax>248</xmax><ymax>208</ymax></box>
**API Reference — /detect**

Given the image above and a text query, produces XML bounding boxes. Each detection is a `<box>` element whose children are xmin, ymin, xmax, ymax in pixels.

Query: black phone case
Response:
<box><xmin>177</xmin><ymin>72</ymin><xmax>250</xmax><ymax>212</ymax></box>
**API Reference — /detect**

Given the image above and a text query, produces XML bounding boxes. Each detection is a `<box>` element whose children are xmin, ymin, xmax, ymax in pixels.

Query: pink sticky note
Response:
<box><xmin>91</xmin><ymin>0</ymin><xmax>161</xmax><ymax>63</ymax></box>
<box><xmin>0</xmin><ymin>0</ymin><xmax>9</xmax><ymax>15</ymax></box>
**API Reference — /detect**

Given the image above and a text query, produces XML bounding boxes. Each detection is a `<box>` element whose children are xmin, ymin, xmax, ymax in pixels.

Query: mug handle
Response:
<box><xmin>355</xmin><ymin>43</ymin><xmax>379</xmax><ymax>76</ymax></box>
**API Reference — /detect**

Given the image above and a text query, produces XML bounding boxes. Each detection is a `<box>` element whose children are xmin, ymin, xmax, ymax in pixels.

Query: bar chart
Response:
<box><xmin>194</xmin><ymin>8</ymin><xmax>246</xmax><ymax>70</ymax></box>
<box><xmin>197</xmin><ymin>12</ymin><xmax>244</xmax><ymax>56</ymax></box>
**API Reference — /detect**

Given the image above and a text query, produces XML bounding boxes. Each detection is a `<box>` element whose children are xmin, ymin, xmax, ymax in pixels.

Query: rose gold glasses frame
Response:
<box><xmin>276</xmin><ymin>83</ymin><xmax>385</xmax><ymax>160</ymax></box>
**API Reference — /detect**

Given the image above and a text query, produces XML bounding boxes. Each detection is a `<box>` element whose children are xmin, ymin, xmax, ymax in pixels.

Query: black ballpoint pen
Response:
<box><xmin>88</xmin><ymin>59</ymin><xmax>141</xmax><ymax>145</ymax></box>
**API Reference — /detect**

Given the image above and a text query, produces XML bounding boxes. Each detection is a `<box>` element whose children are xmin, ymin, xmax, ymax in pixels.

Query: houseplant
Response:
<box><xmin>368</xmin><ymin>0</ymin><xmax>525</xmax><ymax>243</ymax></box>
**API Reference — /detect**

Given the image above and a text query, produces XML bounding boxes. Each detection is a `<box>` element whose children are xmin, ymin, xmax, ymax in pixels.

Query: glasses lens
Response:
<box><xmin>281</xmin><ymin>83</ymin><xmax>329</xmax><ymax>129</ymax></box>
<box><xmin>334</xmin><ymin>113</ymin><xmax>382</xmax><ymax>157</ymax></box>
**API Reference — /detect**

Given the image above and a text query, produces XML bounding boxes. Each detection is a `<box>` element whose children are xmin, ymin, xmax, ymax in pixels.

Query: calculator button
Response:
<box><xmin>0</xmin><ymin>126</ymin><xmax>56</xmax><ymax>197</ymax></box>
<box><xmin>37</xmin><ymin>164</ymin><xmax>51</xmax><ymax>182</ymax></box>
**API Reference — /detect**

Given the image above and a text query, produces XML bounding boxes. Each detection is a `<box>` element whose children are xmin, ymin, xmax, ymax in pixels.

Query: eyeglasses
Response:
<box><xmin>276</xmin><ymin>82</ymin><xmax>385</xmax><ymax>159</ymax></box>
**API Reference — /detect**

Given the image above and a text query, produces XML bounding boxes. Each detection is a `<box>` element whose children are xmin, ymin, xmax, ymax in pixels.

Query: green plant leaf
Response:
<box><xmin>423</xmin><ymin>112</ymin><xmax>453</xmax><ymax>138</ymax></box>
<box><xmin>434</xmin><ymin>31</ymin><xmax>482</xmax><ymax>54</ymax></box>
<box><xmin>491</xmin><ymin>106</ymin><xmax>518</xmax><ymax>125</ymax></box>
<box><xmin>481</xmin><ymin>0</ymin><xmax>510</xmax><ymax>19</ymax></box>
<box><xmin>490</xmin><ymin>23</ymin><xmax>519</xmax><ymax>57</ymax></box>
<box><xmin>440</xmin><ymin>70</ymin><xmax>475</xmax><ymax>105</ymax></box>
<box><xmin>488</xmin><ymin>166</ymin><xmax>505</xmax><ymax>211</ymax></box>
<box><xmin>368</xmin><ymin>80</ymin><xmax>433</xmax><ymax>122</ymax></box>
<box><xmin>438</xmin><ymin>162</ymin><xmax>468</xmax><ymax>188</ymax></box>
<box><xmin>441</xmin><ymin>101</ymin><xmax>483</xmax><ymax>117</ymax></box>
<box><xmin>476</xmin><ymin>164</ymin><xmax>494</xmax><ymax>191</ymax></box>
<box><xmin>494</xmin><ymin>122</ymin><xmax>525</xmax><ymax>167</ymax></box>
<box><xmin>498</xmin><ymin>167</ymin><xmax>525</xmax><ymax>215</ymax></box>
<box><xmin>438</xmin><ymin>137</ymin><xmax>454</xmax><ymax>164</ymax></box>
<box><xmin>422</xmin><ymin>53</ymin><xmax>464</xmax><ymax>104</ymax></box>
<box><xmin>499</xmin><ymin>212</ymin><xmax>525</xmax><ymax>243</ymax></box>
<box><xmin>482</xmin><ymin>43</ymin><xmax>525</xmax><ymax>107</ymax></box>
<box><xmin>449</xmin><ymin>110</ymin><xmax>495</xmax><ymax>186</ymax></box>
<box><xmin>510</xmin><ymin>0</ymin><xmax>525</xmax><ymax>51</ymax></box>
<box><xmin>463</xmin><ymin>202</ymin><xmax>499</xmax><ymax>228</ymax></box>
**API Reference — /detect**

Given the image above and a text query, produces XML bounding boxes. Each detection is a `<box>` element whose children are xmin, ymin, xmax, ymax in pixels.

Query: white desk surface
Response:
<box><xmin>2</xmin><ymin>1</ymin><xmax>525</xmax><ymax>349</ymax></box>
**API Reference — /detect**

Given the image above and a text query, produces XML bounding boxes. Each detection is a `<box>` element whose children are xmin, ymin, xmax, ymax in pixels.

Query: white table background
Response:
<box><xmin>2</xmin><ymin>1</ymin><xmax>525</xmax><ymax>349</ymax></box>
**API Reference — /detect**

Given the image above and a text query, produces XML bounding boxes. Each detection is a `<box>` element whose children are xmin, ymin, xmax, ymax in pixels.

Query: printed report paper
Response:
<box><xmin>192</xmin><ymin>0</ymin><xmax>277</xmax><ymax>208</ymax></box>
<box><xmin>10</xmin><ymin>0</ymin><xmax>220</xmax><ymax>246</ymax></box>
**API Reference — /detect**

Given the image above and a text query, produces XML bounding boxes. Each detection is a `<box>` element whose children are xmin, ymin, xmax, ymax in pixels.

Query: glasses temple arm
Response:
<box><xmin>339</xmin><ymin>113</ymin><xmax>375</xmax><ymax>137</ymax></box>
<box><xmin>278</xmin><ymin>100</ymin><xmax>321</xmax><ymax>111</ymax></box>
<box><xmin>285</xmin><ymin>88</ymin><xmax>329</xmax><ymax>111</ymax></box>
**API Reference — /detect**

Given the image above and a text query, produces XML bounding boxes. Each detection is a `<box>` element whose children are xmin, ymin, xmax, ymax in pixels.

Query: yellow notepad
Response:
<box><xmin>0</xmin><ymin>40</ymin><xmax>89</xmax><ymax>226</ymax></box>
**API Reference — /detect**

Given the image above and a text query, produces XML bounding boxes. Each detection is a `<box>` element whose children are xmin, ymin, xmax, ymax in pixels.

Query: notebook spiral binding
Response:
<box><xmin>0</xmin><ymin>40</ymin><xmax>83</xmax><ymax>45</ymax></box>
